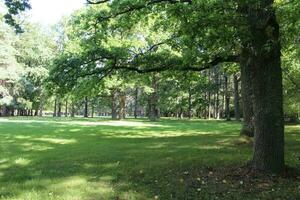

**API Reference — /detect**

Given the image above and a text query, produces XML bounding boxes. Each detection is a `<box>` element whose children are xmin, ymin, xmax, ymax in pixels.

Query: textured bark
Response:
<box><xmin>208</xmin><ymin>70</ymin><xmax>212</xmax><ymax>119</ymax></box>
<box><xmin>240</xmin><ymin>49</ymin><xmax>254</xmax><ymax>137</ymax></box>
<box><xmin>65</xmin><ymin>100</ymin><xmax>68</xmax><ymax>117</ymax></box>
<box><xmin>91</xmin><ymin>102</ymin><xmax>95</xmax><ymax>118</ymax></box>
<box><xmin>215</xmin><ymin>72</ymin><xmax>220</xmax><ymax>119</ymax></box>
<box><xmin>111</xmin><ymin>90</ymin><xmax>118</xmax><ymax>120</ymax></box>
<box><xmin>224</xmin><ymin>75</ymin><xmax>231</xmax><ymax>121</ymax></box>
<box><xmin>233</xmin><ymin>74</ymin><xmax>241</xmax><ymax>121</ymax></box>
<box><xmin>57</xmin><ymin>100</ymin><xmax>62</xmax><ymax>117</ymax></box>
<box><xmin>71</xmin><ymin>102</ymin><xmax>75</xmax><ymax>117</ymax></box>
<box><xmin>84</xmin><ymin>96</ymin><xmax>88</xmax><ymax>118</ymax></box>
<box><xmin>39</xmin><ymin>97</ymin><xmax>44</xmax><ymax>116</ymax></box>
<box><xmin>118</xmin><ymin>92</ymin><xmax>126</xmax><ymax>120</ymax></box>
<box><xmin>134</xmin><ymin>88</ymin><xmax>139</xmax><ymax>118</ymax></box>
<box><xmin>245</xmin><ymin>2</ymin><xmax>285</xmax><ymax>173</ymax></box>
<box><xmin>53</xmin><ymin>98</ymin><xmax>57</xmax><ymax>117</ymax></box>
<box><xmin>188</xmin><ymin>85</ymin><xmax>192</xmax><ymax>119</ymax></box>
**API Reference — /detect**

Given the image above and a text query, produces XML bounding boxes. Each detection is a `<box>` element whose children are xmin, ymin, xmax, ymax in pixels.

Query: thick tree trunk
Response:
<box><xmin>111</xmin><ymin>90</ymin><xmax>118</xmax><ymax>120</ymax></box>
<box><xmin>118</xmin><ymin>92</ymin><xmax>126</xmax><ymax>120</ymax></box>
<box><xmin>224</xmin><ymin>75</ymin><xmax>231</xmax><ymax>121</ymax></box>
<box><xmin>245</xmin><ymin>2</ymin><xmax>285</xmax><ymax>173</ymax></box>
<box><xmin>84</xmin><ymin>96</ymin><xmax>88</xmax><ymax>118</ymax></box>
<box><xmin>233</xmin><ymin>74</ymin><xmax>241</xmax><ymax>121</ymax></box>
<box><xmin>39</xmin><ymin>97</ymin><xmax>44</xmax><ymax>117</ymax></box>
<box><xmin>53</xmin><ymin>98</ymin><xmax>57</xmax><ymax>117</ymax></box>
<box><xmin>57</xmin><ymin>100</ymin><xmax>62</xmax><ymax>117</ymax></box>
<box><xmin>71</xmin><ymin>102</ymin><xmax>75</xmax><ymax>117</ymax></box>
<box><xmin>240</xmin><ymin>49</ymin><xmax>254</xmax><ymax>137</ymax></box>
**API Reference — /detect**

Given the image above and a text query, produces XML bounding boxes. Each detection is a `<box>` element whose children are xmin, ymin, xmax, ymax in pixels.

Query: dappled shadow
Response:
<box><xmin>0</xmin><ymin>118</ymin><xmax>299</xmax><ymax>199</ymax></box>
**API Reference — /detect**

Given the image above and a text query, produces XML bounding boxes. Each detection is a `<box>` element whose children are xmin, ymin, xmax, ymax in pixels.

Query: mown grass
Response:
<box><xmin>0</xmin><ymin>117</ymin><xmax>299</xmax><ymax>200</ymax></box>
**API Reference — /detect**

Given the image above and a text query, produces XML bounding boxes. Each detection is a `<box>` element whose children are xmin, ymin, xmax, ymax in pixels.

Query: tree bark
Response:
<box><xmin>188</xmin><ymin>84</ymin><xmax>192</xmax><ymax>119</ymax></box>
<box><xmin>84</xmin><ymin>96</ymin><xmax>88</xmax><ymax>118</ymax></box>
<box><xmin>39</xmin><ymin>99</ymin><xmax>43</xmax><ymax>117</ymax></box>
<box><xmin>57</xmin><ymin>99</ymin><xmax>62</xmax><ymax>117</ymax></box>
<box><xmin>65</xmin><ymin>100</ymin><xmax>68</xmax><ymax>117</ymax></box>
<box><xmin>233</xmin><ymin>74</ymin><xmax>241</xmax><ymax>121</ymax></box>
<box><xmin>91</xmin><ymin>101</ymin><xmax>95</xmax><ymax>118</ymax></box>
<box><xmin>134</xmin><ymin>87</ymin><xmax>139</xmax><ymax>119</ymax></box>
<box><xmin>118</xmin><ymin>91</ymin><xmax>126</xmax><ymax>120</ymax></box>
<box><xmin>71</xmin><ymin>102</ymin><xmax>75</xmax><ymax>117</ymax></box>
<box><xmin>240</xmin><ymin>49</ymin><xmax>254</xmax><ymax>137</ymax></box>
<box><xmin>111</xmin><ymin>90</ymin><xmax>118</xmax><ymax>120</ymax></box>
<box><xmin>224</xmin><ymin>74</ymin><xmax>231</xmax><ymax>121</ymax></box>
<box><xmin>53</xmin><ymin>98</ymin><xmax>57</xmax><ymax>117</ymax></box>
<box><xmin>245</xmin><ymin>2</ymin><xmax>285</xmax><ymax>173</ymax></box>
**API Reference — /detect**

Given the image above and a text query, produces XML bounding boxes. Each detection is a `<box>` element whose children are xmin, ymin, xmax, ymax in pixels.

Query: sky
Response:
<box><xmin>28</xmin><ymin>0</ymin><xmax>86</xmax><ymax>25</ymax></box>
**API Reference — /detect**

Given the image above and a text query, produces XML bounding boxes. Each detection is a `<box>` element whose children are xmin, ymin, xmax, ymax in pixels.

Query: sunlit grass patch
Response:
<box><xmin>0</xmin><ymin>117</ymin><xmax>299</xmax><ymax>200</ymax></box>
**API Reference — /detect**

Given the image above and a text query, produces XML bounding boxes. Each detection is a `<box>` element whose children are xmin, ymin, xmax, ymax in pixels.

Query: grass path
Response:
<box><xmin>0</xmin><ymin>117</ymin><xmax>299</xmax><ymax>199</ymax></box>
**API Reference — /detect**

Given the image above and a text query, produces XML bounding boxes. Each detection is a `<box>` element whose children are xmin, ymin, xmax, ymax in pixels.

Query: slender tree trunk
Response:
<box><xmin>39</xmin><ymin>99</ymin><xmax>43</xmax><ymax>117</ymax></box>
<box><xmin>65</xmin><ymin>100</ymin><xmax>68</xmax><ymax>117</ymax></box>
<box><xmin>84</xmin><ymin>96</ymin><xmax>88</xmax><ymax>118</ymax></box>
<box><xmin>57</xmin><ymin>99</ymin><xmax>62</xmax><ymax>117</ymax></box>
<box><xmin>208</xmin><ymin>70</ymin><xmax>211</xmax><ymax>119</ymax></box>
<box><xmin>53</xmin><ymin>98</ymin><xmax>57</xmax><ymax>117</ymax></box>
<box><xmin>188</xmin><ymin>86</ymin><xmax>192</xmax><ymax>119</ymax></box>
<box><xmin>91</xmin><ymin>102</ymin><xmax>95</xmax><ymax>118</ymax></box>
<box><xmin>111</xmin><ymin>90</ymin><xmax>118</xmax><ymax>120</ymax></box>
<box><xmin>224</xmin><ymin>75</ymin><xmax>231</xmax><ymax>121</ymax></box>
<box><xmin>244</xmin><ymin>2</ymin><xmax>285</xmax><ymax>173</ymax></box>
<box><xmin>216</xmin><ymin>75</ymin><xmax>220</xmax><ymax>119</ymax></box>
<box><xmin>134</xmin><ymin>87</ymin><xmax>139</xmax><ymax>119</ymax></box>
<box><xmin>233</xmin><ymin>74</ymin><xmax>241</xmax><ymax>121</ymax></box>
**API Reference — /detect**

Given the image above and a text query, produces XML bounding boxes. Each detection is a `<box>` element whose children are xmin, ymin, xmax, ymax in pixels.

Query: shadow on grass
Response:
<box><xmin>0</xmin><ymin>118</ymin><xmax>299</xmax><ymax>199</ymax></box>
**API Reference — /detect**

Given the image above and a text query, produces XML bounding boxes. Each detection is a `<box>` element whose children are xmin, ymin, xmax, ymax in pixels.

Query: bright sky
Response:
<box><xmin>29</xmin><ymin>0</ymin><xmax>86</xmax><ymax>25</ymax></box>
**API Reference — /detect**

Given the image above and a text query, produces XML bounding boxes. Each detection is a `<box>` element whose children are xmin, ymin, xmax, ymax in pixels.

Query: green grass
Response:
<box><xmin>0</xmin><ymin>117</ymin><xmax>299</xmax><ymax>200</ymax></box>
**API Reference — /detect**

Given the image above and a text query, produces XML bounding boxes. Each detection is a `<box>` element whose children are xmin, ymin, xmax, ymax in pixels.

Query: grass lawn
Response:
<box><xmin>0</xmin><ymin>117</ymin><xmax>299</xmax><ymax>200</ymax></box>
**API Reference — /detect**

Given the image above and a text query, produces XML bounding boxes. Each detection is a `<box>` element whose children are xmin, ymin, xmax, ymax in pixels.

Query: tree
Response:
<box><xmin>47</xmin><ymin>0</ymin><xmax>298</xmax><ymax>173</ymax></box>
<box><xmin>3</xmin><ymin>0</ymin><xmax>31</xmax><ymax>33</ymax></box>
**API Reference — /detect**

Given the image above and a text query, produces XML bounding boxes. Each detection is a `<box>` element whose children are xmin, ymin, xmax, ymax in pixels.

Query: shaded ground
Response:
<box><xmin>0</xmin><ymin>117</ymin><xmax>299</xmax><ymax>200</ymax></box>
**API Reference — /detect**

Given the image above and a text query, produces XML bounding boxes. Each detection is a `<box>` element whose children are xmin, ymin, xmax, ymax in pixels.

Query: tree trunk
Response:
<box><xmin>148</xmin><ymin>73</ymin><xmax>159</xmax><ymax>121</ymax></box>
<box><xmin>233</xmin><ymin>74</ymin><xmax>241</xmax><ymax>121</ymax></box>
<box><xmin>224</xmin><ymin>75</ymin><xmax>231</xmax><ymax>121</ymax></box>
<box><xmin>91</xmin><ymin>102</ymin><xmax>95</xmax><ymax>118</ymax></box>
<box><xmin>39</xmin><ymin>99</ymin><xmax>43</xmax><ymax>117</ymax></box>
<box><xmin>134</xmin><ymin>87</ymin><xmax>139</xmax><ymax>119</ymax></box>
<box><xmin>215</xmin><ymin>71</ymin><xmax>220</xmax><ymax>119</ymax></box>
<box><xmin>65</xmin><ymin>100</ymin><xmax>68</xmax><ymax>117</ymax></box>
<box><xmin>71</xmin><ymin>102</ymin><xmax>75</xmax><ymax>117</ymax></box>
<box><xmin>245</xmin><ymin>2</ymin><xmax>285</xmax><ymax>173</ymax></box>
<box><xmin>57</xmin><ymin>99</ymin><xmax>62</xmax><ymax>117</ymax></box>
<box><xmin>240</xmin><ymin>49</ymin><xmax>254</xmax><ymax>137</ymax></box>
<box><xmin>111</xmin><ymin>90</ymin><xmax>118</xmax><ymax>120</ymax></box>
<box><xmin>53</xmin><ymin>98</ymin><xmax>57</xmax><ymax>117</ymax></box>
<box><xmin>188</xmin><ymin>85</ymin><xmax>192</xmax><ymax>119</ymax></box>
<box><xmin>84</xmin><ymin>96</ymin><xmax>88</xmax><ymax>118</ymax></box>
<box><xmin>208</xmin><ymin>70</ymin><xmax>211</xmax><ymax>119</ymax></box>
<box><xmin>119</xmin><ymin>92</ymin><xmax>126</xmax><ymax>120</ymax></box>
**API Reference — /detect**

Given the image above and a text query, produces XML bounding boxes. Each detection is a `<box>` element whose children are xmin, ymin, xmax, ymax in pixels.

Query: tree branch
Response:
<box><xmin>88</xmin><ymin>0</ymin><xmax>192</xmax><ymax>21</ymax></box>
